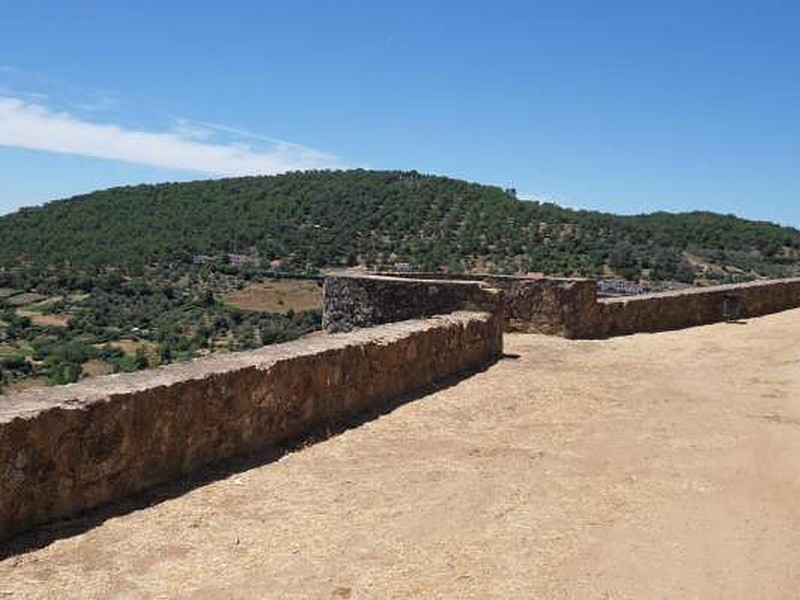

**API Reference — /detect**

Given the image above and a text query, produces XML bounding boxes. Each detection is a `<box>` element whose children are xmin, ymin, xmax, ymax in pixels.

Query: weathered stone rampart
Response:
<box><xmin>477</xmin><ymin>276</ymin><xmax>596</xmax><ymax>336</ymax></box>
<box><xmin>582</xmin><ymin>277</ymin><xmax>800</xmax><ymax>338</ymax></box>
<box><xmin>329</xmin><ymin>272</ymin><xmax>592</xmax><ymax>336</ymax></box>
<box><xmin>322</xmin><ymin>274</ymin><xmax>503</xmax><ymax>332</ymax></box>
<box><xmin>0</xmin><ymin>311</ymin><xmax>502</xmax><ymax>541</ymax></box>
<box><xmin>366</xmin><ymin>272</ymin><xmax>800</xmax><ymax>338</ymax></box>
<box><xmin>3</xmin><ymin>271</ymin><xmax>798</xmax><ymax>542</ymax></box>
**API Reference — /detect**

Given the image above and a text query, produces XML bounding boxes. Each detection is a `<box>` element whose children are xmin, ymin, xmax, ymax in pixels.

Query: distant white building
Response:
<box><xmin>228</xmin><ymin>253</ymin><xmax>260</xmax><ymax>267</ymax></box>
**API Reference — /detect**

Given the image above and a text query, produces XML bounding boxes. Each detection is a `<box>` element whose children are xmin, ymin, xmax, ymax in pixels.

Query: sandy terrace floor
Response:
<box><xmin>2</xmin><ymin>310</ymin><xmax>800</xmax><ymax>599</ymax></box>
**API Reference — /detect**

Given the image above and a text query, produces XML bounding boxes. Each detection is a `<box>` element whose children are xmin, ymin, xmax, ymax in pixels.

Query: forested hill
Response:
<box><xmin>1</xmin><ymin>169</ymin><xmax>799</xmax><ymax>283</ymax></box>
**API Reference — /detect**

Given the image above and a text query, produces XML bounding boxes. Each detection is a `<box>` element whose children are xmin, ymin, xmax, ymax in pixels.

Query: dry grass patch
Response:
<box><xmin>224</xmin><ymin>279</ymin><xmax>322</xmax><ymax>313</ymax></box>
<box><xmin>106</xmin><ymin>339</ymin><xmax>158</xmax><ymax>357</ymax></box>
<box><xmin>27</xmin><ymin>296</ymin><xmax>64</xmax><ymax>309</ymax></box>
<box><xmin>16</xmin><ymin>309</ymin><xmax>69</xmax><ymax>328</ymax></box>
<box><xmin>82</xmin><ymin>359</ymin><xmax>113</xmax><ymax>378</ymax></box>
<box><xmin>6</xmin><ymin>292</ymin><xmax>48</xmax><ymax>306</ymax></box>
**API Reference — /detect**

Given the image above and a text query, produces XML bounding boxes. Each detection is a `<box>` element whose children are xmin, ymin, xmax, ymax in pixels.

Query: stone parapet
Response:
<box><xmin>582</xmin><ymin>277</ymin><xmax>800</xmax><ymax>338</ymax></box>
<box><xmin>370</xmin><ymin>272</ymin><xmax>800</xmax><ymax>338</ymax></box>
<box><xmin>322</xmin><ymin>274</ymin><xmax>503</xmax><ymax>333</ymax></box>
<box><xmin>356</xmin><ymin>273</ymin><xmax>598</xmax><ymax>336</ymax></box>
<box><xmin>0</xmin><ymin>311</ymin><xmax>502</xmax><ymax>541</ymax></box>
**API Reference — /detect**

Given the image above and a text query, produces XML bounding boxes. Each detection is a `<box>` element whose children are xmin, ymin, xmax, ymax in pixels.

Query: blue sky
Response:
<box><xmin>1</xmin><ymin>1</ymin><xmax>799</xmax><ymax>227</ymax></box>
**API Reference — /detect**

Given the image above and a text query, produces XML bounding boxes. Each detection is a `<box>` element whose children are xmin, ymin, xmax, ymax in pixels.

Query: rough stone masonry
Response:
<box><xmin>339</xmin><ymin>273</ymin><xmax>800</xmax><ymax>338</ymax></box>
<box><xmin>3</xmin><ymin>271</ymin><xmax>800</xmax><ymax>542</ymax></box>
<box><xmin>0</xmin><ymin>310</ymin><xmax>503</xmax><ymax>541</ymax></box>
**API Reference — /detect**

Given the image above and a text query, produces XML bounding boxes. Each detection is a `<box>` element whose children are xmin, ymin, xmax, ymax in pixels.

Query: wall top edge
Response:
<box><xmin>599</xmin><ymin>277</ymin><xmax>800</xmax><ymax>305</ymax></box>
<box><xmin>0</xmin><ymin>311</ymin><xmax>494</xmax><ymax>424</ymax></box>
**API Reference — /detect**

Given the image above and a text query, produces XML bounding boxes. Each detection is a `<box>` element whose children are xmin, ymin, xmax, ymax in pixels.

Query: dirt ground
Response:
<box><xmin>2</xmin><ymin>309</ymin><xmax>800</xmax><ymax>599</ymax></box>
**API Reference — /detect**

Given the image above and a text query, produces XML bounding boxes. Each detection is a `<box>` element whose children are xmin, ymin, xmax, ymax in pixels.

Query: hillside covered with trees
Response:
<box><xmin>0</xmin><ymin>261</ymin><xmax>322</xmax><ymax>393</ymax></box>
<box><xmin>1</xmin><ymin>169</ymin><xmax>799</xmax><ymax>283</ymax></box>
<box><xmin>3</xmin><ymin>169</ymin><xmax>800</xmax><ymax>392</ymax></box>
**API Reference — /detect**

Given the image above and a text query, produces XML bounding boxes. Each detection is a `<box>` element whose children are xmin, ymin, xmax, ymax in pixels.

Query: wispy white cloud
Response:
<box><xmin>171</xmin><ymin>118</ymin><xmax>217</xmax><ymax>141</ymax></box>
<box><xmin>173</xmin><ymin>118</ymin><xmax>279</xmax><ymax>143</ymax></box>
<box><xmin>0</xmin><ymin>95</ymin><xmax>342</xmax><ymax>175</ymax></box>
<box><xmin>73</xmin><ymin>91</ymin><xmax>120</xmax><ymax>113</ymax></box>
<box><xmin>21</xmin><ymin>91</ymin><xmax>48</xmax><ymax>100</ymax></box>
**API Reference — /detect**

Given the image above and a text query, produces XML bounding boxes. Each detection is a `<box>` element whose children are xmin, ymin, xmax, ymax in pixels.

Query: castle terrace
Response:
<box><xmin>2</xmin><ymin>273</ymin><xmax>800</xmax><ymax>597</ymax></box>
<box><xmin>2</xmin><ymin>307</ymin><xmax>799</xmax><ymax>597</ymax></box>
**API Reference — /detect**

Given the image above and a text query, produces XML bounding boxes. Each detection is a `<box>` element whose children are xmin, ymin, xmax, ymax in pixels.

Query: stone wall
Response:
<box><xmin>580</xmin><ymin>277</ymin><xmax>800</xmax><ymax>338</ymax></box>
<box><xmin>481</xmin><ymin>276</ymin><xmax>597</xmax><ymax>336</ymax></box>
<box><xmin>332</xmin><ymin>272</ymin><xmax>594</xmax><ymax>336</ymax></box>
<box><xmin>435</xmin><ymin>275</ymin><xmax>597</xmax><ymax>337</ymax></box>
<box><xmin>322</xmin><ymin>274</ymin><xmax>503</xmax><ymax>333</ymax></box>
<box><xmin>5</xmin><ymin>270</ymin><xmax>798</xmax><ymax>541</ymax></box>
<box><xmin>0</xmin><ymin>311</ymin><xmax>502</xmax><ymax>541</ymax></box>
<box><xmin>372</xmin><ymin>272</ymin><xmax>800</xmax><ymax>338</ymax></box>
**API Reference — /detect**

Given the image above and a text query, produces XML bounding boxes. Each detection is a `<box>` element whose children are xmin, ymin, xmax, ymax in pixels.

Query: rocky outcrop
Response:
<box><xmin>0</xmin><ymin>311</ymin><xmax>502</xmax><ymax>541</ymax></box>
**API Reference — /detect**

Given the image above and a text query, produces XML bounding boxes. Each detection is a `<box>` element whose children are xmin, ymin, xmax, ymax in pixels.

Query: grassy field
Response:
<box><xmin>223</xmin><ymin>279</ymin><xmax>322</xmax><ymax>313</ymax></box>
<box><xmin>105</xmin><ymin>339</ymin><xmax>159</xmax><ymax>357</ymax></box>
<box><xmin>5</xmin><ymin>292</ymin><xmax>48</xmax><ymax>306</ymax></box>
<box><xmin>16</xmin><ymin>309</ymin><xmax>69</xmax><ymax>327</ymax></box>
<box><xmin>1</xmin><ymin>274</ymin><xmax>323</xmax><ymax>393</ymax></box>
<box><xmin>9</xmin><ymin>294</ymin><xmax>70</xmax><ymax>327</ymax></box>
